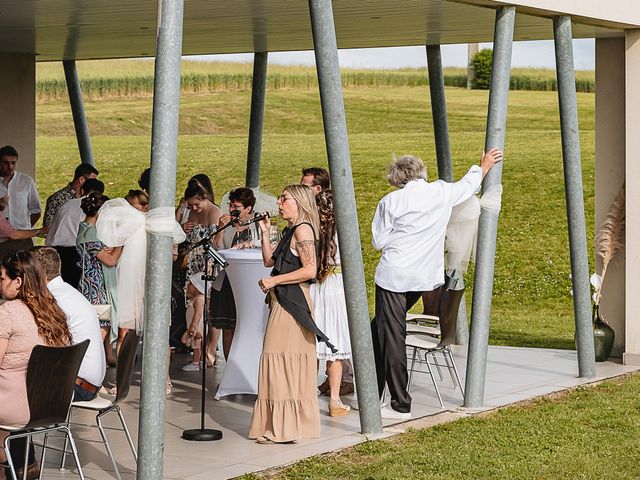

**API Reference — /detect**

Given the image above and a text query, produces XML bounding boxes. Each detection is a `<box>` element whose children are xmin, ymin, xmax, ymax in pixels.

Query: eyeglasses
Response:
<box><xmin>277</xmin><ymin>195</ymin><xmax>294</xmax><ymax>203</ymax></box>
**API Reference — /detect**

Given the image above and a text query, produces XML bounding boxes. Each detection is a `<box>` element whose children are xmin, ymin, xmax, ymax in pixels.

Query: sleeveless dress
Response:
<box><xmin>311</xmin><ymin>242</ymin><xmax>352</xmax><ymax>361</ymax></box>
<box><xmin>248</xmin><ymin>224</ymin><xmax>330</xmax><ymax>442</ymax></box>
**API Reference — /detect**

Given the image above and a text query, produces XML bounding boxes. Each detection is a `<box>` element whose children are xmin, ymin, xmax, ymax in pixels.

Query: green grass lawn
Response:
<box><xmin>240</xmin><ymin>373</ymin><xmax>640</xmax><ymax>480</ymax></box>
<box><xmin>36</xmin><ymin>84</ymin><xmax>595</xmax><ymax>349</ymax></box>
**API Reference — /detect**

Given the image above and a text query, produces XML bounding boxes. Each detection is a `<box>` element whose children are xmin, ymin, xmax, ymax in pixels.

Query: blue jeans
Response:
<box><xmin>73</xmin><ymin>383</ymin><xmax>98</xmax><ymax>402</ymax></box>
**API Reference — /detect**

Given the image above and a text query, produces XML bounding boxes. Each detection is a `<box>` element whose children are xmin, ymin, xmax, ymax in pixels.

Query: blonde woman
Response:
<box><xmin>249</xmin><ymin>185</ymin><xmax>334</xmax><ymax>444</ymax></box>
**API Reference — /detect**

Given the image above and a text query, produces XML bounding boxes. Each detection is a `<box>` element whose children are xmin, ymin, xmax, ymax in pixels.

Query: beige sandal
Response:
<box><xmin>329</xmin><ymin>399</ymin><xmax>351</xmax><ymax>417</ymax></box>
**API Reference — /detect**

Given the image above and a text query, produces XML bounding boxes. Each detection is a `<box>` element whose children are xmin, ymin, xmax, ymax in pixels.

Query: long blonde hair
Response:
<box><xmin>283</xmin><ymin>184</ymin><xmax>320</xmax><ymax>238</ymax></box>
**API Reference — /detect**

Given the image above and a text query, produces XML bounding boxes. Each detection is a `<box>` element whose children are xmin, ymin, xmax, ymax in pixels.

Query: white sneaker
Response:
<box><xmin>181</xmin><ymin>361</ymin><xmax>202</xmax><ymax>372</ymax></box>
<box><xmin>380</xmin><ymin>406</ymin><xmax>411</xmax><ymax>421</ymax></box>
<box><xmin>348</xmin><ymin>396</ymin><xmax>388</xmax><ymax>411</ymax></box>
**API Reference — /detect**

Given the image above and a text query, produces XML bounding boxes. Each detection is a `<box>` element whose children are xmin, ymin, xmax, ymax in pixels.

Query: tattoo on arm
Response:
<box><xmin>295</xmin><ymin>240</ymin><xmax>317</xmax><ymax>268</ymax></box>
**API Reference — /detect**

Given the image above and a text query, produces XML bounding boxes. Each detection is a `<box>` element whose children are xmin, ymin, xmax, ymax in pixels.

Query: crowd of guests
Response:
<box><xmin>0</xmin><ymin>139</ymin><xmax>503</xmax><ymax>463</ymax></box>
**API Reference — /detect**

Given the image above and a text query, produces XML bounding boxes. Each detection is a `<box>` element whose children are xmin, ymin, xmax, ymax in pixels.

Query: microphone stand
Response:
<box><xmin>182</xmin><ymin>223</ymin><xmax>233</xmax><ymax>442</ymax></box>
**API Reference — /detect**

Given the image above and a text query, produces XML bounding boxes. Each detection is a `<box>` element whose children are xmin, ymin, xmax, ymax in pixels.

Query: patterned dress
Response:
<box><xmin>76</xmin><ymin>221</ymin><xmax>117</xmax><ymax>328</ymax></box>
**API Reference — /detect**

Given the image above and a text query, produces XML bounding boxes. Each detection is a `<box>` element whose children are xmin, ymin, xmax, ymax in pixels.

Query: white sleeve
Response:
<box><xmin>446</xmin><ymin>165</ymin><xmax>483</xmax><ymax>207</ymax></box>
<box><xmin>371</xmin><ymin>198</ymin><xmax>393</xmax><ymax>251</ymax></box>
<box><xmin>27</xmin><ymin>178</ymin><xmax>42</xmax><ymax>214</ymax></box>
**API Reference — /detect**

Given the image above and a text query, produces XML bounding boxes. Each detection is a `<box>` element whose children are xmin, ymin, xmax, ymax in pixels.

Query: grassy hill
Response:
<box><xmin>36</xmin><ymin>62</ymin><xmax>597</xmax><ymax>349</ymax></box>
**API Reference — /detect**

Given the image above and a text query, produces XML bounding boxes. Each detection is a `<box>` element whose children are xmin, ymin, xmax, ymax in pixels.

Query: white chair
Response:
<box><xmin>61</xmin><ymin>331</ymin><xmax>138</xmax><ymax>480</ymax></box>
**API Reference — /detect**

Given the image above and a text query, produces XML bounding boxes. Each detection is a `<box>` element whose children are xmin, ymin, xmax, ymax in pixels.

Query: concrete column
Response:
<box><xmin>308</xmin><ymin>0</ymin><xmax>383</xmax><ymax>435</ymax></box>
<box><xmin>467</xmin><ymin>43</ymin><xmax>480</xmax><ymax>89</ymax></box>
<box><xmin>426</xmin><ymin>44</ymin><xmax>469</xmax><ymax>345</ymax></box>
<box><xmin>464</xmin><ymin>6</ymin><xmax>515</xmax><ymax>409</ymax></box>
<box><xmin>595</xmin><ymin>38</ymin><xmax>625</xmax><ymax>358</ymax></box>
<box><xmin>63</xmin><ymin>60</ymin><xmax>95</xmax><ymax>166</ymax></box>
<box><xmin>0</xmin><ymin>53</ymin><xmax>36</xmax><ymax>179</ymax></box>
<box><xmin>554</xmin><ymin>15</ymin><xmax>595</xmax><ymax>378</ymax></box>
<box><xmin>625</xmin><ymin>29</ymin><xmax>640</xmax><ymax>365</ymax></box>
<box><xmin>245</xmin><ymin>52</ymin><xmax>268</xmax><ymax>189</ymax></box>
<box><xmin>137</xmin><ymin>0</ymin><xmax>185</xmax><ymax>477</ymax></box>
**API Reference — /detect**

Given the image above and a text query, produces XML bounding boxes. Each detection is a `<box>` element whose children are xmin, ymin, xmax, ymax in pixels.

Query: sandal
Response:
<box><xmin>329</xmin><ymin>399</ymin><xmax>351</xmax><ymax>417</ymax></box>
<box><xmin>166</xmin><ymin>380</ymin><xmax>173</xmax><ymax>396</ymax></box>
<box><xmin>255</xmin><ymin>436</ymin><xmax>274</xmax><ymax>445</ymax></box>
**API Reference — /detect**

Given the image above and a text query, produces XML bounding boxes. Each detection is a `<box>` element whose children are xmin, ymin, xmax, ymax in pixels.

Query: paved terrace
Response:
<box><xmin>33</xmin><ymin>346</ymin><xmax>639</xmax><ymax>479</ymax></box>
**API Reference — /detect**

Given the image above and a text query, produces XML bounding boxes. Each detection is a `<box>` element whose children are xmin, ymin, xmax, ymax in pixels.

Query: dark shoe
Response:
<box><xmin>339</xmin><ymin>381</ymin><xmax>354</xmax><ymax>396</ymax></box>
<box><xmin>317</xmin><ymin>378</ymin><xmax>330</xmax><ymax>395</ymax></box>
<box><xmin>17</xmin><ymin>462</ymin><xmax>40</xmax><ymax>480</ymax></box>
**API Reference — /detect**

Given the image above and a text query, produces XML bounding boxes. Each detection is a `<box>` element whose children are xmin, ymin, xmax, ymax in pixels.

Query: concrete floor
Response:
<box><xmin>33</xmin><ymin>345</ymin><xmax>639</xmax><ymax>479</ymax></box>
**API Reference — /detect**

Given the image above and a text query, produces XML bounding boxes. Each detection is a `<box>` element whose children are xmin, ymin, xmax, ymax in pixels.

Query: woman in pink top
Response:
<box><xmin>0</xmin><ymin>250</ymin><xmax>71</xmax><ymax>472</ymax></box>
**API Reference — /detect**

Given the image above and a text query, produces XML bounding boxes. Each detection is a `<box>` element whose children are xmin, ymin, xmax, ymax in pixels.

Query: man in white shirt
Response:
<box><xmin>31</xmin><ymin>246</ymin><xmax>106</xmax><ymax>401</ymax></box>
<box><xmin>371</xmin><ymin>148</ymin><xmax>502</xmax><ymax>420</ymax></box>
<box><xmin>0</xmin><ymin>145</ymin><xmax>42</xmax><ymax>258</ymax></box>
<box><xmin>46</xmin><ymin>178</ymin><xmax>104</xmax><ymax>288</ymax></box>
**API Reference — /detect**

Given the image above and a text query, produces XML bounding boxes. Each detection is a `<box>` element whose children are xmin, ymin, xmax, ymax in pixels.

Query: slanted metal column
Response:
<box><xmin>427</xmin><ymin>45</ymin><xmax>453</xmax><ymax>183</ymax></box>
<box><xmin>63</xmin><ymin>60</ymin><xmax>94</xmax><ymax>166</ymax></box>
<box><xmin>308</xmin><ymin>0</ymin><xmax>383</xmax><ymax>435</ymax></box>
<box><xmin>554</xmin><ymin>16</ymin><xmax>596</xmax><ymax>378</ymax></box>
<box><xmin>426</xmin><ymin>44</ymin><xmax>469</xmax><ymax>345</ymax></box>
<box><xmin>245</xmin><ymin>51</ymin><xmax>268</xmax><ymax>189</ymax></box>
<box><xmin>464</xmin><ymin>6</ymin><xmax>515</xmax><ymax>408</ymax></box>
<box><xmin>137</xmin><ymin>0</ymin><xmax>184</xmax><ymax>478</ymax></box>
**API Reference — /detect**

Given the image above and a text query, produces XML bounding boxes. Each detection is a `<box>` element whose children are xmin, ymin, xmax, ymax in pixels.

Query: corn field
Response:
<box><xmin>35</xmin><ymin>71</ymin><xmax>595</xmax><ymax>102</ymax></box>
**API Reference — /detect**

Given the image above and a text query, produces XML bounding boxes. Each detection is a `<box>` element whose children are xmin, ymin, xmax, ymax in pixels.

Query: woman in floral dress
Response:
<box><xmin>76</xmin><ymin>192</ymin><xmax>122</xmax><ymax>365</ymax></box>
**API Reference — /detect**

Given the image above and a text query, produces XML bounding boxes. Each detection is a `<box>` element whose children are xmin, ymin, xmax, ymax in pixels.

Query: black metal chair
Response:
<box><xmin>406</xmin><ymin>287</ymin><xmax>465</xmax><ymax>408</ymax></box>
<box><xmin>1</xmin><ymin>340</ymin><xmax>89</xmax><ymax>480</ymax></box>
<box><xmin>62</xmin><ymin>330</ymin><xmax>138</xmax><ymax>480</ymax></box>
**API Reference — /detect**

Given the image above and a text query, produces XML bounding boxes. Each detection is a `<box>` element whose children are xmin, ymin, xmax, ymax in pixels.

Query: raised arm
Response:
<box><xmin>447</xmin><ymin>148</ymin><xmax>503</xmax><ymax>207</ymax></box>
<box><xmin>258</xmin><ymin>216</ymin><xmax>275</xmax><ymax>267</ymax></box>
<box><xmin>258</xmin><ymin>223</ymin><xmax>316</xmax><ymax>292</ymax></box>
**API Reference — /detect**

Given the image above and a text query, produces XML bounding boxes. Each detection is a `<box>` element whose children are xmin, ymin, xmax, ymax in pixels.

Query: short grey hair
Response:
<box><xmin>386</xmin><ymin>155</ymin><xmax>427</xmax><ymax>188</ymax></box>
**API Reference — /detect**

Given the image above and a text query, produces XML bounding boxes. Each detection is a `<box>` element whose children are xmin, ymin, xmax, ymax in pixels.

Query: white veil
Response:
<box><xmin>445</xmin><ymin>184</ymin><xmax>503</xmax><ymax>273</ymax></box>
<box><xmin>97</xmin><ymin>199</ymin><xmax>186</xmax><ymax>334</ymax></box>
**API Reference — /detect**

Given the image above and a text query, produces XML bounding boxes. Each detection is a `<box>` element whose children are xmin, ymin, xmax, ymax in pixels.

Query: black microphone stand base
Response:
<box><xmin>182</xmin><ymin>428</ymin><xmax>223</xmax><ymax>442</ymax></box>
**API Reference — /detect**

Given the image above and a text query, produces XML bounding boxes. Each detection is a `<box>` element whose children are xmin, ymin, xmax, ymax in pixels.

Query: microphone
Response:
<box><xmin>237</xmin><ymin>212</ymin><xmax>269</xmax><ymax>227</ymax></box>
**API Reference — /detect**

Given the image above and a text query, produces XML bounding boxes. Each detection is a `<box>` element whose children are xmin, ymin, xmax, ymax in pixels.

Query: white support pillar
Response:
<box><xmin>624</xmin><ymin>29</ymin><xmax>640</xmax><ymax>365</ymax></box>
<box><xmin>0</xmin><ymin>53</ymin><xmax>36</xmax><ymax>179</ymax></box>
<box><xmin>595</xmin><ymin>38</ymin><xmax>626</xmax><ymax>357</ymax></box>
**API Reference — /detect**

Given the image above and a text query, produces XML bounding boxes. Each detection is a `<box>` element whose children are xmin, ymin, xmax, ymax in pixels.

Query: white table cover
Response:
<box><xmin>214</xmin><ymin>248</ymin><xmax>271</xmax><ymax>399</ymax></box>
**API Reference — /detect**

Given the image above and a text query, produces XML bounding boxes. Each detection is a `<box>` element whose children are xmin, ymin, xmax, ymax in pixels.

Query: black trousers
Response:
<box><xmin>371</xmin><ymin>284</ymin><xmax>422</xmax><ymax>413</ymax></box>
<box><xmin>55</xmin><ymin>246</ymin><xmax>81</xmax><ymax>289</ymax></box>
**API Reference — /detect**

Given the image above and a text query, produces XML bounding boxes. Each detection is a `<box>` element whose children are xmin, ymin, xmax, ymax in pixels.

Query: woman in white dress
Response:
<box><xmin>312</xmin><ymin>190</ymin><xmax>351</xmax><ymax>417</ymax></box>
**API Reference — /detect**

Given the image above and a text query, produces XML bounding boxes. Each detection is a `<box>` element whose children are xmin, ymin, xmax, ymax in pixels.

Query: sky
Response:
<box><xmin>193</xmin><ymin>39</ymin><xmax>595</xmax><ymax>70</ymax></box>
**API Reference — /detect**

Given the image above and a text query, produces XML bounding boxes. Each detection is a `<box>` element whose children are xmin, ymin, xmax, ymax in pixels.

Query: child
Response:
<box><xmin>181</xmin><ymin>274</ymin><xmax>206</xmax><ymax>371</ymax></box>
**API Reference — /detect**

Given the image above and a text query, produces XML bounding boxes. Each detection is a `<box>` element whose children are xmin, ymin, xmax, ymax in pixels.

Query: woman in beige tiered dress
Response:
<box><xmin>250</xmin><ymin>185</ymin><xmax>335</xmax><ymax>444</ymax></box>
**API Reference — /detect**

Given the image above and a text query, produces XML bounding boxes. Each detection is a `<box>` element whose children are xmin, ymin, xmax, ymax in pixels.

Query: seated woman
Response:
<box><xmin>0</xmin><ymin>250</ymin><xmax>71</xmax><ymax>476</ymax></box>
<box><xmin>249</xmin><ymin>184</ymin><xmax>334</xmax><ymax>444</ymax></box>
<box><xmin>212</xmin><ymin>187</ymin><xmax>260</xmax><ymax>359</ymax></box>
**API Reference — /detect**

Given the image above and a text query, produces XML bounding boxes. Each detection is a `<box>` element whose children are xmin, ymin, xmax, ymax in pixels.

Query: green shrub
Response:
<box><xmin>471</xmin><ymin>48</ymin><xmax>493</xmax><ymax>89</ymax></box>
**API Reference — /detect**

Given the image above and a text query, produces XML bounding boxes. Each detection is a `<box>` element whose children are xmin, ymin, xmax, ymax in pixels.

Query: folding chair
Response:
<box><xmin>62</xmin><ymin>331</ymin><xmax>138</xmax><ymax>480</ymax></box>
<box><xmin>1</xmin><ymin>340</ymin><xmax>89</xmax><ymax>480</ymax></box>
<box><xmin>406</xmin><ymin>287</ymin><xmax>465</xmax><ymax>408</ymax></box>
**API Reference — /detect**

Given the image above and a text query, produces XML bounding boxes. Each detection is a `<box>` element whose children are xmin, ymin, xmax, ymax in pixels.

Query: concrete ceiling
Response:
<box><xmin>0</xmin><ymin>0</ymin><xmax>630</xmax><ymax>62</ymax></box>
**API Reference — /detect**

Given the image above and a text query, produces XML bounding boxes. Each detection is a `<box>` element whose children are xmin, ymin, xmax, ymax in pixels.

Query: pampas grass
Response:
<box><xmin>595</xmin><ymin>184</ymin><xmax>625</xmax><ymax>305</ymax></box>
